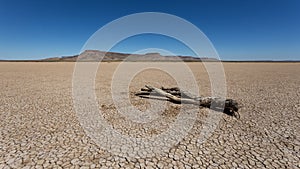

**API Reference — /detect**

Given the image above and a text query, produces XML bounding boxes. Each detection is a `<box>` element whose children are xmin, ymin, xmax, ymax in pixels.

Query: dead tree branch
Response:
<box><xmin>135</xmin><ymin>85</ymin><xmax>240</xmax><ymax>118</ymax></box>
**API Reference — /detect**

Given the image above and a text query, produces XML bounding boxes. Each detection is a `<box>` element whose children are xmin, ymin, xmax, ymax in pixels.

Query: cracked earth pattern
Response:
<box><xmin>0</xmin><ymin>62</ymin><xmax>299</xmax><ymax>169</ymax></box>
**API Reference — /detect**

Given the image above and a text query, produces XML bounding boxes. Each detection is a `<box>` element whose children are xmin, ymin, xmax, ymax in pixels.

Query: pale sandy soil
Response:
<box><xmin>0</xmin><ymin>62</ymin><xmax>299</xmax><ymax>168</ymax></box>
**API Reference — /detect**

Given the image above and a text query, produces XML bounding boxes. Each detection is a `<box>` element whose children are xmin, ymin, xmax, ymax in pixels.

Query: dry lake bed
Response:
<box><xmin>0</xmin><ymin>62</ymin><xmax>299</xmax><ymax>168</ymax></box>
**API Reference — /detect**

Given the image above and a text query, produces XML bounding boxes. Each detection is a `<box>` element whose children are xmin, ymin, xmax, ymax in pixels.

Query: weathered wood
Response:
<box><xmin>145</xmin><ymin>85</ymin><xmax>198</xmax><ymax>104</ymax></box>
<box><xmin>135</xmin><ymin>85</ymin><xmax>240</xmax><ymax>118</ymax></box>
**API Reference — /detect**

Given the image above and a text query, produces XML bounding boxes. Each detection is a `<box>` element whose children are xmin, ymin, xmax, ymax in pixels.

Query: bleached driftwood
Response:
<box><xmin>135</xmin><ymin>85</ymin><xmax>240</xmax><ymax>118</ymax></box>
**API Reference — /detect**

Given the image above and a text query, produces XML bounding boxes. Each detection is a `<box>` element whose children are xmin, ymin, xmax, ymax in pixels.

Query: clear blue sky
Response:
<box><xmin>0</xmin><ymin>0</ymin><xmax>299</xmax><ymax>60</ymax></box>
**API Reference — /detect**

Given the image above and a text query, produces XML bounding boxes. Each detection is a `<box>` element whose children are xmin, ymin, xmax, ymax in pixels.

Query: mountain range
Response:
<box><xmin>41</xmin><ymin>50</ymin><xmax>219</xmax><ymax>62</ymax></box>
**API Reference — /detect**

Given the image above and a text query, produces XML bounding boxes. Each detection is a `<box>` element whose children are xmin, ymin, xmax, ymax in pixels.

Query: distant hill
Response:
<box><xmin>41</xmin><ymin>50</ymin><xmax>219</xmax><ymax>62</ymax></box>
<box><xmin>1</xmin><ymin>51</ymin><xmax>299</xmax><ymax>62</ymax></box>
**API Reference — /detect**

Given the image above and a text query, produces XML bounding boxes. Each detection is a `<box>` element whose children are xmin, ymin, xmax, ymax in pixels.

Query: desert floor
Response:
<box><xmin>0</xmin><ymin>62</ymin><xmax>299</xmax><ymax>169</ymax></box>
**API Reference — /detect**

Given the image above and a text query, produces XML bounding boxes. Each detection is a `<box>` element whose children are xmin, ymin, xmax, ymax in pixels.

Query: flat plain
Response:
<box><xmin>0</xmin><ymin>62</ymin><xmax>299</xmax><ymax>168</ymax></box>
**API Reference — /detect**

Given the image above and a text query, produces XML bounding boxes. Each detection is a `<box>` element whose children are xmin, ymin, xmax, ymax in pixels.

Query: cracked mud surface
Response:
<box><xmin>0</xmin><ymin>62</ymin><xmax>299</xmax><ymax>168</ymax></box>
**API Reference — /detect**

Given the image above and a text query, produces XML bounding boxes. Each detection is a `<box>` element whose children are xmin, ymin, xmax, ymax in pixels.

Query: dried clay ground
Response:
<box><xmin>0</xmin><ymin>62</ymin><xmax>299</xmax><ymax>169</ymax></box>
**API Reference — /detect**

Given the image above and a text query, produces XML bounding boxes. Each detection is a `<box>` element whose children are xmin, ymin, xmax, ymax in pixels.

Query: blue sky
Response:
<box><xmin>0</xmin><ymin>0</ymin><xmax>299</xmax><ymax>60</ymax></box>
